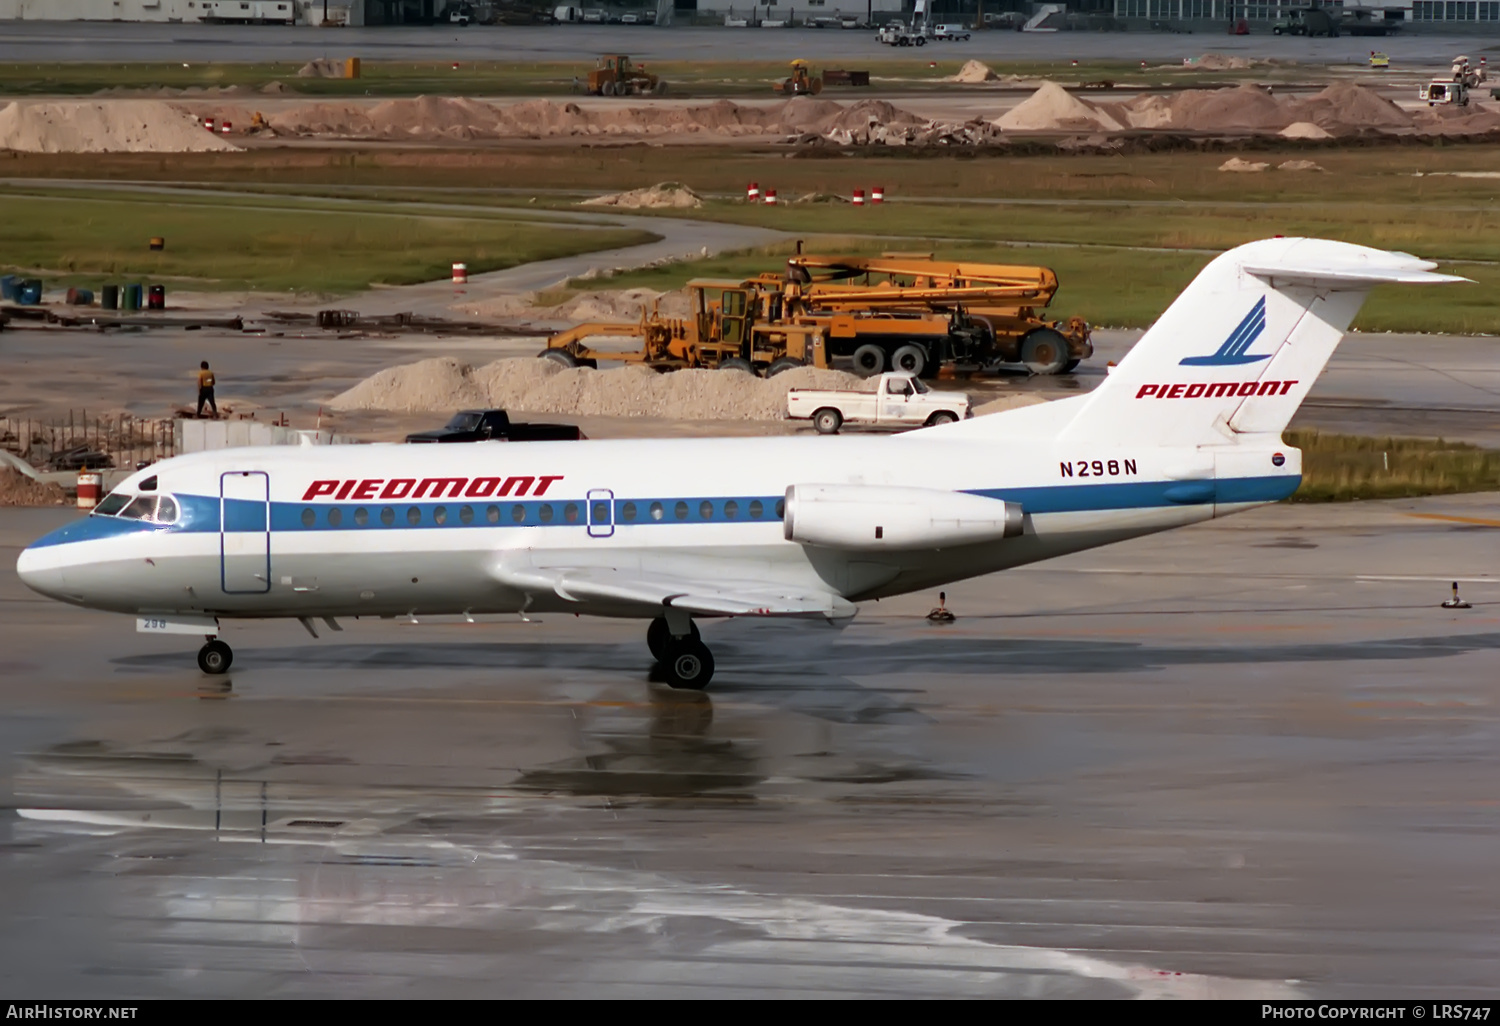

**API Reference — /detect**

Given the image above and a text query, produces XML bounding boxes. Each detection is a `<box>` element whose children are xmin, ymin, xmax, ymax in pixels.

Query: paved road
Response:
<box><xmin>0</xmin><ymin>22</ymin><xmax>1493</xmax><ymax>68</ymax></box>
<box><xmin>2</xmin><ymin>494</ymin><xmax>1498</xmax><ymax>997</ymax></box>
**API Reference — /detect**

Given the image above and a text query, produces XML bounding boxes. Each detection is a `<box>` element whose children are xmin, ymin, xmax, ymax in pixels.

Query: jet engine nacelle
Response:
<box><xmin>783</xmin><ymin>484</ymin><xmax>1024</xmax><ymax>551</ymax></box>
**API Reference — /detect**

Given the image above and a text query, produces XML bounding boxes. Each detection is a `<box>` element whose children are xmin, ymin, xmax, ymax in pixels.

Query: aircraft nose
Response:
<box><xmin>15</xmin><ymin>543</ymin><xmax>71</xmax><ymax>601</ymax></box>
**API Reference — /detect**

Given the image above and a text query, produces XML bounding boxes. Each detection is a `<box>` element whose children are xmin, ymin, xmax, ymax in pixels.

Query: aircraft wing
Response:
<box><xmin>492</xmin><ymin>562</ymin><xmax>856</xmax><ymax>620</ymax></box>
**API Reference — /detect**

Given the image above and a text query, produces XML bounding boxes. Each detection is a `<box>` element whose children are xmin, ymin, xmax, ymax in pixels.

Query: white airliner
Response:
<box><xmin>15</xmin><ymin>239</ymin><xmax>1459</xmax><ymax>689</ymax></box>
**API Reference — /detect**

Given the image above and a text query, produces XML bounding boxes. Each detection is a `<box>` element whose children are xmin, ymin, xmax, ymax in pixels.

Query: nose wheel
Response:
<box><xmin>197</xmin><ymin>639</ymin><xmax>233</xmax><ymax>675</ymax></box>
<box><xmin>647</xmin><ymin>616</ymin><xmax>714</xmax><ymax>690</ymax></box>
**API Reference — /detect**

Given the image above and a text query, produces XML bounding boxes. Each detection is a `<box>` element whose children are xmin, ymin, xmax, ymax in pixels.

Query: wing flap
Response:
<box><xmin>493</xmin><ymin>560</ymin><xmax>855</xmax><ymax>620</ymax></box>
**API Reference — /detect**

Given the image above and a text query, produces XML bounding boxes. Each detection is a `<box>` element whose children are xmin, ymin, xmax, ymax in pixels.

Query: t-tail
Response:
<box><xmin>1056</xmin><ymin>237</ymin><xmax>1464</xmax><ymax>449</ymax></box>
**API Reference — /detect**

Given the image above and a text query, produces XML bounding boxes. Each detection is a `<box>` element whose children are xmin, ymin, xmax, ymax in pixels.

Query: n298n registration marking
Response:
<box><xmin>1061</xmin><ymin>459</ymin><xmax>1137</xmax><ymax>478</ymax></box>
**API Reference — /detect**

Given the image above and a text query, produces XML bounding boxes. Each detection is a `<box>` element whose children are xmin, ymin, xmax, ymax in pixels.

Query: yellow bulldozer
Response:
<box><xmin>773</xmin><ymin>59</ymin><xmax>823</xmax><ymax>96</ymax></box>
<box><xmin>586</xmin><ymin>55</ymin><xmax>666</xmax><ymax>97</ymax></box>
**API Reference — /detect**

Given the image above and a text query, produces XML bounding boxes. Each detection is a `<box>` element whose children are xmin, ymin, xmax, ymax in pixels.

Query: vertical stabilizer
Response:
<box><xmin>1056</xmin><ymin>238</ymin><xmax>1462</xmax><ymax>448</ymax></box>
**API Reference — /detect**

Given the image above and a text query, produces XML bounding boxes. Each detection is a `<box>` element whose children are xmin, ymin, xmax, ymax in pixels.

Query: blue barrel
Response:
<box><xmin>122</xmin><ymin>283</ymin><xmax>142</xmax><ymax>312</ymax></box>
<box><xmin>101</xmin><ymin>285</ymin><xmax>119</xmax><ymax>311</ymax></box>
<box><xmin>17</xmin><ymin>280</ymin><xmax>42</xmax><ymax>305</ymax></box>
<box><xmin>0</xmin><ymin>275</ymin><xmax>16</xmax><ymax>301</ymax></box>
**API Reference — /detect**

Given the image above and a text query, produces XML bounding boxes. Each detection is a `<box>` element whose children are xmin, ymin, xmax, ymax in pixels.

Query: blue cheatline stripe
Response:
<box><xmin>24</xmin><ymin>476</ymin><xmax>1303</xmax><ymax>550</ymax></box>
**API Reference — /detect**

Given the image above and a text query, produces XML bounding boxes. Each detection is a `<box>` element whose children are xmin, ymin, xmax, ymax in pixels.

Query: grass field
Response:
<box><xmin>0</xmin><ymin>188</ymin><xmax>655</xmax><ymax>293</ymax></box>
<box><xmin>2</xmin><ymin>143</ymin><xmax>1497</xmax><ymax>326</ymax></box>
<box><xmin>1288</xmin><ymin>431</ymin><xmax>1500</xmax><ymax>502</ymax></box>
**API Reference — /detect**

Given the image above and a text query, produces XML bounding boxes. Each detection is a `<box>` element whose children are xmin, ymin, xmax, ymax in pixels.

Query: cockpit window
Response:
<box><xmin>95</xmin><ymin>493</ymin><xmax>179</xmax><ymax>525</ymax></box>
<box><xmin>138</xmin><ymin>476</ymin><xmax>157</xmax><ymax>492</ymax></box>
<box><xmin>117</xmin><ymin>496</ymin><xmax>155</xmax><ymax>520</ymax></box>
<box><xmin>94</xmin><ymin>492</ymin><xmax>131</xmax><ymax>516</ymax></box>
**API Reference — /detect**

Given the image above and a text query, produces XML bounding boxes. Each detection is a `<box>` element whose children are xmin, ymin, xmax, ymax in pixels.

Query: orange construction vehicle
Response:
<box><xmin>773</xmin><ymin>59</ymin><xmax>823</xmax><ymax>95</ymax></box>
<box><xmin>585</xmin><ymin>55</ymin><xmax>666</xmax><ymax>96</ymax></box>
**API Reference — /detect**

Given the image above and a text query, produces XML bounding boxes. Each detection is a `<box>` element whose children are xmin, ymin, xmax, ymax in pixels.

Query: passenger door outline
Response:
<box><xmin>220</xmin><ymin>470</ymin><xmax>271</xmax><ymax>594</ymax></box>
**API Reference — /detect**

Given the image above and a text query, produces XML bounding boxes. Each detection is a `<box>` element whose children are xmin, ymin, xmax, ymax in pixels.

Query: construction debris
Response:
<box><xmin>1219</xmin><ymin>157</ymin><xmax>1270</xmax><ymax>172</ymax></box>
<box><xmin>579</xmin><ymin>182</ymin><xmax>703</xmax><ymax>210</ymax></box>
<box><xmin>950</xmin><ymin>60</ymin><xmax>998</xmax><ymax>84</ymax></box>
<box><xmin>1277</xmin><ymin>159</ymin><xmax>1326</xmax><ymax>172</ymax></box>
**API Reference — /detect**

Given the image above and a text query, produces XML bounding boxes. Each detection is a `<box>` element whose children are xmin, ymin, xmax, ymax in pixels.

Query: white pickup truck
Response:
<box><xmin>787</xmin><ymin>373</ymin><xmax>970</xmax><ymax>434</ymax></box>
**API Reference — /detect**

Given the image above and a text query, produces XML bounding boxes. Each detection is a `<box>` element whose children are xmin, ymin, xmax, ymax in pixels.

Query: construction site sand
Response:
<box><xmin>0</xmin><ymin>100</ymin><xmax>240</xmax><ymax>153</ymax></box>
<box><xmin>331</xmin><ymin>356</ymin><xmax>874</xmax><ymax>421</ymax></box>
<box><xmin>459</xmin><ymin>287</ymin><xmax>692</xmax><ymax>323</ymax></box>
<box><xmin>950</xmin><ymin>60</ymin><xmax>998</xmax><ymax>84</ymax></box>
<box><xmin>0</xmin><ymin>468</ymin><xmax>66</xmax><ymax>507</ymax></box>
<box><xmin>580</xmin><ymin>183</ymin><xmax>703</xmax><ymax>210</ymax></box>
<box><xmin>997</xmin><ymin>82</ymin><xmax>1123</xmax><ymax>132</ymax></box>
<box><xmin>1219</xmin><ymin>157</ymin><xmax>1270</xmax><ymax>173</ymax></box>
<box><xmin>1280</xmin><ymin>120</ymin><xmax>1333</xmax><ymax>140</ymax></box>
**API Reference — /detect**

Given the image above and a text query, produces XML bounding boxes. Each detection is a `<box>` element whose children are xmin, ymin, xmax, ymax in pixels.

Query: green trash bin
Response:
<box><xmin>122</xmin><ymin>283</ymin><xmax>142</xmax><ymax>312</ymax></box>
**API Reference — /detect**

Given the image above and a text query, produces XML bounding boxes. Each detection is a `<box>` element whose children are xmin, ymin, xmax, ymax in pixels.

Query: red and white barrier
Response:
<box><xmin>763</xmin><ymin>189</ymin><xmax>778</xmax><ymax>206</ymax></box>
<box><xmin>747</xmin><ymin>182</ymin><xmax>760</xmax><ymax>202</ymax></box>
<box><xmin>219</xmin><ymin>121</ymin><xmax>232</xmax><ymax>134</ymax></box>
<box><xmin>852</xmin><ymin>188</ymin><xmax>865</xmax><ymax>207</ymax></box>
<box><xmin>76</xmin><ymin>472</ymin><xmax>102</xmax><ymax>511</ymax></box>
<box><xmin>452</xmin><ymin>262</ymin><xmax>468</xmax><ymax>285</ymax></box>
<box><xmin>203</xmin><ymin>117</ymin><xmax>215</xmax><ymax>132</ymax></box>
<box><xmin>871</xmin><ymin>186</ymin><xmax>885</xmax><ymax>204</ymax></box>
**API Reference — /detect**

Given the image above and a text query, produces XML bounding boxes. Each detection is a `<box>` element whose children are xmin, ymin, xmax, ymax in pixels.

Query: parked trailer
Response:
<box><xmin>201</xmin><ymin>1</ymin><xmax>295</xmax><ymax>24</ymax></box>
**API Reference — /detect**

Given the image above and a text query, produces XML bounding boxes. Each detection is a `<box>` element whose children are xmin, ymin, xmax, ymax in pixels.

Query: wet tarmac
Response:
<box><xmin>3</xmin><ymin>495</ymin><xmax>1499</xmax><ymax>997</ymax></box>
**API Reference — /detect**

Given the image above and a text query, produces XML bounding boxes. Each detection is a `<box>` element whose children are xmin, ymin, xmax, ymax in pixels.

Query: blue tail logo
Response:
<box><xmin>1179</xmin><ymin>297</ymin><xmax>1270</xmax><ymax>367</ymax></box>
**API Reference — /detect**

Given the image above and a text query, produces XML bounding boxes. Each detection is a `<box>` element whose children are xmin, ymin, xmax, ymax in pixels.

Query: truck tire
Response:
<box><xmin>813</xmin><ymin>408</ymin><xmax>843</xmax><ymax>435</ymax></box>
<box><xmin>601</xmin><ymin>80</ymin><xmax>616</xmax><ymax>96</ymax></box>
<box><xmin>1019</xmin><ymin>328</ymin><xmax>1070</xmax><ymax>376</ymax></box>
<box><xmin>925</xmin><ymin>411</ymin><xmax>959</xmax><ymax>426</ymax></box>
<box><xmin>915</xmin><ymin>35</ymin><xmax>925</xmax><ymax>45</ymax></box>
<box><xmin>767</xmin><ymin>356</ymin><xmax>805</xmax><ymax>377</ymax></box>
<box><xmin>654</xmin><ymin>80</ymin><xmax>668</xmax><ymax>95</ymax></box>
<box><xmin>719</xmin><ymin>358</ymin><xmax>754</xmax><ymax>374</ymax></box>
<box><xmin>540</xmin><ymin>348</ymin><xmax>580</xmax><ymax>368</ymax></box>
<box><xmin>890</xmin><ymin>343</ymin><xmax>927</xmax><ymax>377</ymax></box>
<box><xmin>851</xmin><ymin>344</ymin><xmax>885</xmax><ymax>377</ymax></box>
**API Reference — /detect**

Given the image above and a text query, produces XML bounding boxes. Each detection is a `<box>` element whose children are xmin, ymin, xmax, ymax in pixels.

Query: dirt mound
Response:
<box><xmin>1278</xmin><ymin>159</ymin><xmax>1325</xmax><ymax>172</ymax></box>
<box><xmin>1115</xmin><ymin>94</ymin><xmax>1175</xmax><ymax>129</ymax></box>
<box><xmin>1191</xmin><ymin>53</ymin><xmax>1255</xmax><ymax>71</ymax></box>
<box><xmin>1219</xmin><ymin>157</ymin><xmax>1269</xmax><ymax>173</ymax></box>
<box><xmin>951</xmin><ymin>60</ymin><xmax>998</xmax><ymax>84</ymax></box>
<box><xmin>1170</xmin><ymin>83</ymin><xmax>1289</xmax><ymax>131</ymax></box>
<box><xmin>460</xmin><ymin>287</ymin><xmax>692</xmax><ymax>322</ymax></box>
<box><xmin>331</xmin><ymin>356</ymin><xmax>870</xmax><ymax>421</ymax></box>
<box><xmin>297</xmin><ymin>58</ymin><xmax>345</xmax><ymax>79</ymax></box>
<box><xmin>0</xmin><ymin>99</ymin><xmax>239</xmax><ymax>153</ymax></box>
<box><xmin>580</xmin><ymin>182</ymin><xmax>703</xmax><ymax>210</ymax></box>
<box><xmin>1279</xmin><ymin>120</ymin><xmax>1332</xmax><ymax>140</ymax></box>
<box><xmin>1291</xmin><ymin>82</ymin><xmax>1410</xmax><ymax>130</ymax></box>
<box><xmin>261</xmin><ymin>80</ymin><xmax>289</xmax><ymax>94</ymax></box>
<box><xmin>822</xmin><ymin>98</ymin><xmax>925</xmax><ymax>133</ymax></box>
<box><xmin>997</xmin><ymin>82</ymin><xmax>1123</xmax><ymax>132</ymax></box>
<box><xmin>0</xmin><ymin>467</ymin><xmax>67</xmax><ymax>507</ymax></box>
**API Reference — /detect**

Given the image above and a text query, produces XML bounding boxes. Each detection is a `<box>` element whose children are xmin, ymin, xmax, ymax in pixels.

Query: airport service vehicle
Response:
<box><xmin>16</xmin><ymin>239</ymin><xmax>1460</xmax><ymax>690</ymax></box>
<box><xmin>586</xmin><ymin>55</ymin><xmax>665</xmax><ymax>97</ymax></box>
<box><xmin>787</xmin><ymin>373</ymin><xmax>970</xmax><ymax>435</ymax></box>
<box><xmin>582</xmin><ymin>8</ymin><xmax>605</xmax><ymax>22</ymax></box>
<box><xmin>774</xmin><ymin>60</ymin><xmax>823</xmax><ymax>96</ymax></box>
<box><xmin>934</xmin><ymin>24</ymin><xmax>971</xmax><ymax>40</ymax></box>
<box><xmin>1421</xmin><ymin>54</ymin><xmax>1487</xmax><ymax>107</ymax></box>
<box><xmin>554</xmin><ymin>5</ymin><xmax>584</xmax><ymax>22</ymax></box>
<box><xmin>448</xmin><ymin>4</ymin><xmax>472</xmax><ymax>26</ymax></box>
<box><xmin>1272</xmin><ymin>8</ymin><xmax>1339</xmax><ymax>36</ymax></box>
<box><xmin>404</xmin><ymin>411</ymin><xmax>585</xmax><ymax>444</ymax></box>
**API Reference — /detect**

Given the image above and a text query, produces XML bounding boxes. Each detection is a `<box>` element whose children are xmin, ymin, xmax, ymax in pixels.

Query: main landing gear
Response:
<box><xmin>198</xmin><ymin>638</ymin><xmax>233</xmax><ymax>675</ymax></box>
<box><xmin>647</xmin><ymin>615</ymin><xmax>714</xmax><ymax>690</ymax></box>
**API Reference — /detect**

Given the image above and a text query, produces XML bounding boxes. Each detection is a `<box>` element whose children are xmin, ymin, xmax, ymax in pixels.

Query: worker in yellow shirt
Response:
<box><xmin>196</xmin><ymin>361</ymin><xmax>218</xmax><ymax>418</ymax></box>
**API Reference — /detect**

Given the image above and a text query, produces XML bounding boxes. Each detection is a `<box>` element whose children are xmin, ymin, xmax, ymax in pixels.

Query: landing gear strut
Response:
<box><xmin>647</xmin><ymin>615</ymin><xmax>714</xmax><ymax>690</ymax></box>
<box><xmin>198</xmin><ymin>638</ymin><xmax>233</xmax><ymax>675</ymax></box>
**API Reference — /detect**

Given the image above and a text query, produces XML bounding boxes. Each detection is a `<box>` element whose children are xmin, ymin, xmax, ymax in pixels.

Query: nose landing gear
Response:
<box><xmin>647</xmin><ymin>615</ymin><xmax>714</xmax><ymax>690</ymax></box>
<box><xmin>198</xmin><ymin>638</ymin><xmax>233</xmax><ymax>675</ymax></box>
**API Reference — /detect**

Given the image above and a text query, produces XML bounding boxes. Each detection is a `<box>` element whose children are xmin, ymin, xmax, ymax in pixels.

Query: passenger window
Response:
<box><xmin>674</xmin><ymin>501</ymin><xmax>689</xmax><ymax>521</ymax></box>
<box><xmin>94</xmin><ymin>493</ymin><xmax>131</xmax><ymax>516</ymax></box>
<box><xmin>724</xmin><ymin>500</ymin><xmax>739</xmax><ymax>519</ymax></box>
<box><xmin>699</xmin><ymin>500</ymin><xmax>713</xmax><ymax>520</ymax></box>
<box><xmin>775</xmin><ymin>499</ymin><xmax>785</xmax><ymax>519</ymax></box>
<box><xmin>539</xmin><ymin>504</ymin><xmax>554</xmax><ymax>523</ymax></box>
<box><xmin>460</xmin><ymin>505</ymin><xmax>474</xmax><ymax>525</ymax></box>
<box><xmin>487</xmin><ymin>505</ymin><xmax>500</xmax><ymax>524</ymax></box>
<box><xmin>118</xmin><ymin>496</ymin><xmax>154</xmax><ymax>520</ymax></box>
<box><xmin>650</xmin><ymin>502</ymin><xmax>664</xmax><ymax>521</ymax></box>
<box><xmin>354</xmin><ymin>507</ymin><xmax>369</xmax><ymax>526</ymax></box>
<box><xmin>564</xmin><ymin>503</ymin><xmax>579</xmax><ymax>523</ymax></box>
<box><xmin>380</xmin><ymin>506</ymin><xmax>395</xmax><ymax>526</ymax></box>
<box><xmin>155</xmin><ymin>496</ymin><xmax>179</xmax><ymax>524</ymax></box>
<box><xmin>407</xmin><ymin>507</ymin><xmax>422</xmax><ymax>526</ymax></box>
<box><xmin>592</xmin><ymin>501</ymin><xmax>609</xmax><ymax>522</ymax></box>
<box><xmin>511</xmin><ymin>504</ymin><xmax>525</xmax><ymax>523</ymax></box>
<box><xmin>301</xmin><ymin>508</ymin><xmax>315</xmax><ymax>527</ymax></box>
<box><xmin>621</xmin><ymin>502</ymin><xmax>637</xmax><ymax>522</ymax></box>
<box><xmin>434</xmin><ymin>506</ymin><xmax>448</xmax><ymax>526</ymax></box>
<box><xmin>327</xmin><ymin>507</ymin><xmax>342</xmax><ymax>528</ymax></box>
<box><xmin>749</xmin><ymin>499</ymin><xmax>764</xmax><ymax>519</ymax></box>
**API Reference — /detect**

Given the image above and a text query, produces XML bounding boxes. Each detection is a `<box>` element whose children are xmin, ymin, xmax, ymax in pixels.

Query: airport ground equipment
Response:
<box><xmin>541</xmin><ymin>254</ymin><xmax>1091</xmax><ymax>378</ymax></box>
<box><xmin>1271</xmin><ymin>7</ymin><xmax>1339</xmax><ymax>36</ymax></box>
<box><xmin>786</xmin><ymin>373</ymin><xmax>970</xmax><ymax>434</ymax></box>
<box><xmin>773</xmin><ymin>60</ymin><xmax>823</xmax><ymax>96</ymax></box>
<box><xmin>404</xmin><ymin>410</ymin><xmax>584</xmax><ymax>444</ymax></box>
<box><xmin>770</xmin><ymin>252</ymin><xmax>1094</xmax><ymax>376</ymax></box>
<box><xmin>586</xmin><ymin>55</ymin><xmax>665</xmax><ymax>97</ymax></box>
<box><xmin>540</xmin><ymin>278</ymin><xmax>833</xmax><ymax>375</ymax></box>
<box><xmin>1421</xmin><ymin>55</ymin><xmax>1486</xmax><ymax>107</ymax></box>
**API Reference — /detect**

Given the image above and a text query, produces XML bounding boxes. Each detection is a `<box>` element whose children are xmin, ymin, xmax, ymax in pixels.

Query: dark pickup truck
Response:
<box><xmin>405</xmin><ymin>409</ymin><xmax>584</xmax><ymax>444</ymax></box>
